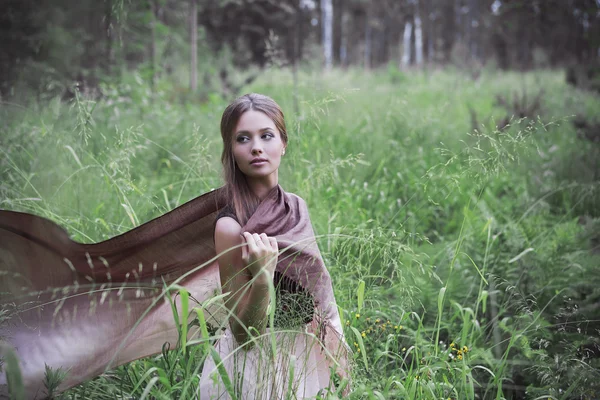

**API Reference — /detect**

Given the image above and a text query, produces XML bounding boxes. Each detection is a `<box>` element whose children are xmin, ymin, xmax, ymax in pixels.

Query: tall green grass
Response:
<box><xmin>1</xmin><ymin>67</ymin><xmax>599</xmax><ymax>399</ymax></box>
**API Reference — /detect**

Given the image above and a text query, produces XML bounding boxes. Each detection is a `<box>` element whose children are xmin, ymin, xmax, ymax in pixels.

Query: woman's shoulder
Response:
<box><xmin>214</xmin><ymin>215</ymin><xmax>242</xmax><ymax>252</ymax></box>
<box><xmin>215</xmin><ymin>215</ymin><xmax>241</xmax><ymax>234</ymax></box>
<box><xmin>214</xmin><ymin>205</ymin><xmax>241</xmax><ymax>245</ymax></box>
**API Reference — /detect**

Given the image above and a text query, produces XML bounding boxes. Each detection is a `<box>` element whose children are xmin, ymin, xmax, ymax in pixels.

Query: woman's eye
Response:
<box><xmin>262</xmin><ymin>133</ymin><xmax>274</xmax><ymax>140</ymax></box>
<box><xmin>236</xmin><ymin>136</ymin><xmax>249</xmax><ymax>143</ymax></box>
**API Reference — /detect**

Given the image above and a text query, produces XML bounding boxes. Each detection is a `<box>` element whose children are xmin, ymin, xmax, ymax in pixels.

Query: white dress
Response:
<box><xmin>198</xmin><ymin>321</ymin><xmax>334</xmax><ymax>399</ymax></box>
<box><xmin>198</xmin><ymin>271</ymin><xmax>341</xmax><ymax>399</ymax></box>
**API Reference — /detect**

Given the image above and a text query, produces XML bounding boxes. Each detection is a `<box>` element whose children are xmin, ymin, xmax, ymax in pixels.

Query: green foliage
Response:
<box><xmin>0</xmin><ymin>343</ymin><xmax>25</xmax><ymax>400</ymax></box>
<box><xmin>1</xmin><ymin>68</ymin><xmax>600</xmax><ymax>399</ymax></box>
<box><xmin>43</xmin><ymin>364</ymin><xmax>69</xmax><ymax>399</ymax></box>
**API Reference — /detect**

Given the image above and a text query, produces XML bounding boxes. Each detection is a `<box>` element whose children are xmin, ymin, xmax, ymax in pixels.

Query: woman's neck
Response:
<box><xmin>247</xmin><ymin>171</ymin><xmax>278</xmax><ymax>200</ymax></box>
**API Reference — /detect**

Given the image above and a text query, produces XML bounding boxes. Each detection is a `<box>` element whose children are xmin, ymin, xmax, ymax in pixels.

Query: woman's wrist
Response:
<box><xmin>252</xmin><ymin>270</ymin><xmax>273</xmax><ymax>287</ymax></box>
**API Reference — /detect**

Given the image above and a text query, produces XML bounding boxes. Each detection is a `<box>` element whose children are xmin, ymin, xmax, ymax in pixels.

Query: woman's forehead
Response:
<box><xmin>235</xmin><ymin>110</ymin><xmax>277</xmax><ymax>133</ymax></box>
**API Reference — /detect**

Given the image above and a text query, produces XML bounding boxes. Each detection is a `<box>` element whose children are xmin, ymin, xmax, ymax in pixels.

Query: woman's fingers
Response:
<box><xmin>243</xmin><ymin>232</ymin><xmax>257</xmax><ymax>253</ymax></box>
<box><xmin>240</xmin><ymin>234</ymin><xmax>249</xmax><ymax>262</ymax></box>
<box><xmin>242</xmin><ymin>232</ymin><xmax>278</xmax><ymax>276</ymax></box>
<box><xmin>268</xmin><ymin>237</ymin><xmax>278</xmax><ymax>253</ymax></box>
<box><xmin>259</xmin><ymin>233</ymin><xmax>270</xmax><ymax>250</ymax></box>
<box><xmin>252</xmin><ymin>233</ymin><xmax>263</xmax><ymax>248</ymax></box>
<box><xmin>244</xmin><ymin>231</ymin><xmax>278</xmax><ymax>258</ymax></box>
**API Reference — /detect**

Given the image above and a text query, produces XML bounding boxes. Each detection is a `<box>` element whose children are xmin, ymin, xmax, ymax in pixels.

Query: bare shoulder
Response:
<box><xmin>214</xmin><ymin>216</ymin><xmax>243</xmax><ymax>252</ymax></box>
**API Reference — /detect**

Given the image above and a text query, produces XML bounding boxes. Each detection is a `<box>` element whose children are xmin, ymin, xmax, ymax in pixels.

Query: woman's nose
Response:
<box><xmin>251</xmin><ymin>143</ymin><xmax>263</xmax><ymax>155</ymax></box>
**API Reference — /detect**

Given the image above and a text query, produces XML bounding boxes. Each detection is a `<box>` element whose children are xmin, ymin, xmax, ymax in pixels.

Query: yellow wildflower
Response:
<box><xmin>355</xmin><ymin>313</ymin><xmax>360</xmax><ymax>319</ymax></box>
<box><xmin>402</xmin><ymin>347</ymin><xmax>406</xmax><ymax>351</ymax></box>
<box><xmin>462</xmin><ymin>345</ymin><xmax>469</xmax><ymax>353</ymax></box>
<box><xmin>450</xmin><ymin>342</ymin><xmax>455</xmax><ymax>348</ymax></box>
<box><xmin>394</xmin><ymin>325</ymin><xmax>398</xmax><ymax>330</ymax></box>
<box><xmin>361</xmin><ymin>331</ymin><xmax>366</xmax><ymax>338</ymax></box>
<box><xmin>457</xmin><ymin>355</ymin><xmax>463</xmax><ymax>361</ymax></box>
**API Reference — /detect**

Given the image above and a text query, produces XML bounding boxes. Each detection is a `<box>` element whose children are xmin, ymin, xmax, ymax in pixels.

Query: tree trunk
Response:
<box><xmin>190</xmin><ymin>0</ymin><xmax>198</xmax><ymax>92</ymax></box>
<box><xmin>401</xmin><ymin>18</ymin><xmax>413</xmax><ymax>67</ymax></box>
<box><xmin>340</xmin><ymin>10</ymin><xmax>348</xmax><ymax>66</ymax></box>
<box><xmin>298</xmin><ymin>6</ymin><xmax>305</xmax><ymax>62</ymax></box>
<box><xmin>469</xmin><ymin>0</ymin><xmax>479</xmax><ymax>60</ymax></box>
<box><xmin>321</xmin><ymin>0</ymin><xmax>333</xmax><ymax>69</ymax></box>
<box><xmin>380</xmin><ymin>15</ymin><xmax>390</xmax><ymax>66</ymax></box>
<box><xmin>365</xmin><ymin>9</ymin><xmax>372</xmax><ymax>70</ymax></box>
<box><xmin>455</xmin><ymin>0</ymin><xmax>462</xmax><ymax>43</ymax></box>
<box><xmin>422</xmin><ymin>0</ymin><xmax>434</xmax><ymax>63</ymax></box>
<box><xmin>333</xmin><ymin>0</ymin><xmax>343</xmax><ymax>65</ymax></box>
<box><xmin>105</xmin><ymin>0</ymin><xmax>113</xmax><ymax>74</ymax></box>
<box><xmin>415</xmin><ymin>9</ymin><xmax>424</xmax><ymax>66</ymax></box>
<box><xmin>442</xmin><ymin>0</ymin><xmax>455</xmax><ymax>62</ymax></box>
<box><xmin>81</xmin><ymin>4</ymin><xmax>99</xmax><ymax>87</ymax></box>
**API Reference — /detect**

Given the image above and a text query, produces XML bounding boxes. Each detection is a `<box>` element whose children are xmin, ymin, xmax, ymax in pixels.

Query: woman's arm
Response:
<box><xmin>214</xmin><ymin>217</ymin><xmax>278</xmax><ymax>346</ymax></box>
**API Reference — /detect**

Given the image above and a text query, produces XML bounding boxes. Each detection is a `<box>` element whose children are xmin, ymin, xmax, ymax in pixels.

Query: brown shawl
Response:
<box><xmin>0</xmin><ymin>185</ymin><xmax>349</xmax><ymax>398</ymax></box>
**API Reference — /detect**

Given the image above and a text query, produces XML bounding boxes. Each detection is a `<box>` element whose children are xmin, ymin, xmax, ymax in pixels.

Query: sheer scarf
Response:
<box><xmin>0</xmin><ymin>185</ymin><xmax>349</xmax><ymax>397</ymax></box>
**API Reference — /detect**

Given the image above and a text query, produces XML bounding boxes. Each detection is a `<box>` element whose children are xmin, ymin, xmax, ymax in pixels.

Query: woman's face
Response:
<box><xmin>232</xmin><ymin>110</ymin><xmax>286</xmax><ymax>181</ymax></box>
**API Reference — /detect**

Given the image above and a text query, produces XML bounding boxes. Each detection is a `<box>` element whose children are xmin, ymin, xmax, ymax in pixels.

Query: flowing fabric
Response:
<box><xmin>199</xmin><ymin>320</ymin><xmax>335</xmax><ymax>399</ymax></box>
<box><xmin>0</xmin><ymin>185</ymin><xmax>349</xmax><ymax>399</ymax></box>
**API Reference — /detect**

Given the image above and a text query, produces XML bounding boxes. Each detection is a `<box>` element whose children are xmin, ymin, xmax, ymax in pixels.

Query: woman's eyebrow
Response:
<box><xmin>235</xmin><ymin>128</ymin><xmax>274</xmax><ymax>135</ymax></box>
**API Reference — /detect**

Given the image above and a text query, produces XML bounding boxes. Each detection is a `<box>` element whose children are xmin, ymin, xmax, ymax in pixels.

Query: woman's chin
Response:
<box><xmin>244</xmin><ymin>170</ymin><xmax>277</xmax><ymax>181</ymax></box>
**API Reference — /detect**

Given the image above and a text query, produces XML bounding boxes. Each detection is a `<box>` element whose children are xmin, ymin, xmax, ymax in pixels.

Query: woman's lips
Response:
<box><xmin>250</xmin><ymin>159</ymin><xmax>268</xmax><ymax>166</ymax></box>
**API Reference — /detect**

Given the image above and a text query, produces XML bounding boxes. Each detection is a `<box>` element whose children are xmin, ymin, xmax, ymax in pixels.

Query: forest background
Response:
<box><xmin>1</xmin><ymin>0</ymin><xmax>600</xmax><ymax>399</ymax></box>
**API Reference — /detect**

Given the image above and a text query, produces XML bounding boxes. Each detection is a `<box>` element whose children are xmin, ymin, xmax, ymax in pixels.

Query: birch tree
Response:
<box><xmin>401</xmin><ymin>17</ymin><xmax>413</xmax><ymax>67</ymax></box>
<box><xmin>415</xmin><ymin>11</ymin><xmax>424</xmax><ymax>65</ymax></box>
<box><xmin>321</xmin><ymin>0</ymin><xmax>333</xmax><ymax>69</ymax></box>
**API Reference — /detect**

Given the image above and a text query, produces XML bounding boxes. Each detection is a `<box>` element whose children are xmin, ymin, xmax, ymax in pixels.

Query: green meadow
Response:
<box><xmin>1</xmin><ymin>67</ymin><xmax>600</xmax><ymax>399</ymax></box>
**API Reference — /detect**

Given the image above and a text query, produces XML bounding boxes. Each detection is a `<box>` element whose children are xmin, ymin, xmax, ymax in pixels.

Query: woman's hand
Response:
<box><xmin>241</xmin><ymin>232</ymin><xmax>278</xmax><ymax>280</ymax></box>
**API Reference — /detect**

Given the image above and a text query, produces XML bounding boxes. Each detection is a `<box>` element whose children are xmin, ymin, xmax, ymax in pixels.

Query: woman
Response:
<box><xmin>0</xmin><ymin>94</ymin><xmax>349</xmax><ymax>399</ymax></box>
<box><xmin>199</xmin><ymin>93</ymin><xmax>349</xmax><ymax>398</ymax></box>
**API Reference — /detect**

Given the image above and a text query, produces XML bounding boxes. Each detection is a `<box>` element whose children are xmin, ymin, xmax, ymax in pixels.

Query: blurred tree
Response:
<box><xmin>190</xmin><ymin>0</ymin><xmax>197</xmax><ymax>91</ymax></box>
<box><xmin>104</xmin><ymin>0</ymin><xmax>114</xmax><ymax>75</ymax></box>
<box><xmin>321</xmin><ymin>0</ymin><xmax>333</xmax><ymax>68</ymax></box>
<box><xmin>441</xmin><ymin>0</ymin><xmax>456</xmax><ymax>63</ymax></box>
<box><xmin>414</xmin><ymin>0</ymin><xmax>423</xmax><ymax>66</ymax></box>
<box><xmin>198</xmin><ymin>0</ymin><xmax>305</xmax><ymax>67</ymax></box>
<box><xmin>1</xmin><ymin>0</ymin><xmax>599</xmax><ymax>98</ymax></box>
<box><xmin>365</xmin><ymin>5</ymin><xmax>372</xmax><ymax>69</ymax></box>
<box><xmin>332</xmin><ymin>0</ymin><xmax>344</xmax><ymax>65</ymax></box>
<box><xmin>489</xmin><ymin>0</ymin><xmax>599</xmax><ymax>69</ymax></box>
<box><xmin>422</xmin><ymin>0</ymin><xmax>434</xmax><ymax>63</ymax></box>
<box><xmin>0</xmin><ymin>0</ymin><xmax>41</xmax><ymax>97</ymax></box>
<box><xmin>401</xmin><ymin>15</ymin><xmax>413</xmax><ymax>68</ymax></box>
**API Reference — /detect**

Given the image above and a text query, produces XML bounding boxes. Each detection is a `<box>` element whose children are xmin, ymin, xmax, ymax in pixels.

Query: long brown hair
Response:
<box><xmin>220</xmin><ymin>93</ymin><xmax>288</xmax><ymax>225</ymax></box>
